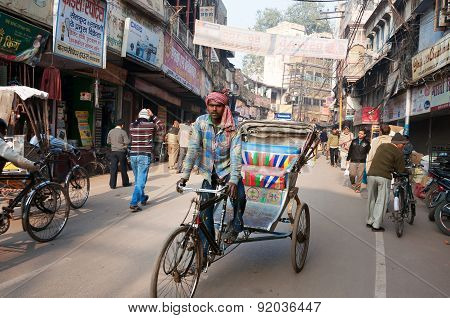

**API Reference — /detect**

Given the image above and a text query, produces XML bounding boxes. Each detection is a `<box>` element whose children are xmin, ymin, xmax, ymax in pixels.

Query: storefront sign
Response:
<box><xmin>412</xmin><ymin>33</ymin><xmax>450</xmax><ymax>82</ymax></box>
<box><xmin>430</xmin><ymin>76</ymin><xmax>450</xmax><ymax>111</ymax></box>
<box><xmin>53</xmin><ymin>0</ymin><xmax>107</xmax><ymax>68</ymax></box>
<box><xmin>0</xmin><ymin>12</ymin><xmax>50</xmax><ymax>66</ymax></box>
<box><xmin>122</xmin><ymin>18</ymin><xmax>162</xmax><ymax>68</ymax></box>
<box><xmin>123</xmin><ymin>0</ymin><xmax>164</xmax><ymax>19</ymax></box>
<box><xmin>275</xmin><ymin>113</ymin><xmax>292</xmax><ymax>120</ymax></box>
<box><xmin>411</xmin><ymin>85</ymin><xmax>431</xmax><ymax>116</ymax></box>
<box><xmin>162</xmin><ymin>33</ymin><xmax>202</xmax><ymax>96</ymax></box>
<box><xmin>193</xmin><ymin>20</ymin><xmax>348</xmax><ymax>60</ymax></box>
<box><xmin>75</xmin><ymin>111</ymin><xmax>93</xmax><ymax>147</ymax></box>
<box><xmin>382</xmin><ymin>93</ymin><xmax>406</xmax><ymax>122</ymax></box>
<box><xmin>201</xmin><ymin>72</ymin><xmax>212</xmax><ymax>98</ymax></box>
<box><xmin>0</xmin><ymin>0</ymin><xmax>53</xmax><ymax>26</ymax></box>
<box><xmin>354</xmin><ymin>106</ymin><xmax>380</xmax><ymax>125</ymax></box>
<box><xmin>199</xmin><ymin>6</ymin><xmax>215</xmax><ymax>23</ymax></box>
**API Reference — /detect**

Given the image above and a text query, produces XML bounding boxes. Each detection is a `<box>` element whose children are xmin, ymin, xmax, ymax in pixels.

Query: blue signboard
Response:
<box><xmin>275</xmin><ymin>113</ymin><xmax>292</xmax><ymax>120</ymax></box>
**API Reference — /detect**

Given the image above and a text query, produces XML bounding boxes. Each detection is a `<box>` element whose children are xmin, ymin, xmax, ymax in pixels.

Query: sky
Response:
<box><xmin>221</xmin><ymin>0</ymin><xmax>294</xmax><ymax>68</ymax></box>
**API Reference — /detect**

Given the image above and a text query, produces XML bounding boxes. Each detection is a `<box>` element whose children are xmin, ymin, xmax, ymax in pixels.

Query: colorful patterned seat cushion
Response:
<box><xmin>242</xmin><ymin>143</ymin><xmax>300</xmax><ymax>169</ymax></box>
<box><xmin>242</xmin><ymin>166</ymin><xmax>286</xmax><ymax>190</ymax></box>
<box><xmin>241</xmin><ymin>143</ymin><xmax>301</xmax><ymax>190</ymax></box>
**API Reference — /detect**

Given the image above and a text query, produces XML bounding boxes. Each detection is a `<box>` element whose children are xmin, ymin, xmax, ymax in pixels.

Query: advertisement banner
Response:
<box><xmin>411</xmin><ymin>85</ymin><xmax>431</xmax><ymax>116</ymax></box>
<box><xmin>0</xmin><ymin>0</ymin><xmax>53</xmax><ymax>26</ymax></box>
<box><xmin>199</xmin><ymin>6</ymin><xmax>215</xmax><ymax>23</ymax></box>
<box><xmin>193</xmin><ymin>20</ymin><xmax>348</xmax><ymax>60</ymax></box>
<box><xmin>53</xmin><ymin>0</ymin><xmax>107</xmax><ymax>68</ymax></box>
<box><xmin>121</xmin><ymin>18</ymin><xmax>162</xmax><ymax>68</ymax></box>
<box><xmin>123</xmin><ymin>0</ymin><xmax>164</xmax><ymax>19</ymax></box>
<box><xmin>412</xmin><ymin>33</ymin><xmax>450</xmax><ymax>82</ymax></box>
<box><xmin>75</xmin><ymin>111</ymin><xmax>93</xmax><ymax>147</ymax></box>
<box><xmin>382</xmin><ymin>93</ymin><xmax>406</xmax><ymax>122</ymax></box>
<box><xmin>354</xmin><ymin>106</ymin><xmax>380</xmax><ymax>125</ymax></box>
<box><xmin>162</xmin><ymin>33</ymin><xmax>202</xmax><ymax>96</ymax></box>
<box><xmin>0</xmin><ymin>12</ymin><xmax>50</xmax><ymax>66</ymax></box>
<box><xmin>430</xmin><ymin>76</ymin><xmax>450</xmax><ymax>111</ymax></box>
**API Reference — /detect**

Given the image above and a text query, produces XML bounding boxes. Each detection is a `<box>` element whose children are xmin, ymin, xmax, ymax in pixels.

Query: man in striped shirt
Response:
<box><xmin>128</xmin><ymin>108</ymin><xmax>163</xmax><ymax>212</ymax></box>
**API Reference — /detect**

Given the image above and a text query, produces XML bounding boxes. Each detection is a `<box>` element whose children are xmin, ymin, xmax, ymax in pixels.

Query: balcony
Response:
<box><xmin>165</xmin><ymin>2</ymin><xmax>195</xmax><ymax>53</ymax></box>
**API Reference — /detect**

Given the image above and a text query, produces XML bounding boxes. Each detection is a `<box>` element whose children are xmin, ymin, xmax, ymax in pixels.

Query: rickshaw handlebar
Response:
<box><xmin>177</xmin><ymin>184</ymin><xmax>228</xmax><ymax>194</ymax></box>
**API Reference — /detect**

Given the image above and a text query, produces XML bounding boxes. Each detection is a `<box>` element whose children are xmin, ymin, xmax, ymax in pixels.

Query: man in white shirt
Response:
<box><xmin>177</xmin><ymin>121</ymin><xmax>191</xmax><ymax>173</ymax></box>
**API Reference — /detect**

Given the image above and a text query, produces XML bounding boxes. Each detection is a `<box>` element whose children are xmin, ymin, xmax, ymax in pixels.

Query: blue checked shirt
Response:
<box><xmin>182</xmin><ymin>114</ymin><xmax>242</xmax><ymax>184</ymax></box>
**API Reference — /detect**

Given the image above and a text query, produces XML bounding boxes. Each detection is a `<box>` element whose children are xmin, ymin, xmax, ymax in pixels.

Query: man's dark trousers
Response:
<box><xmin>109</xmin><ymin>151</ymin><xmax>130</xmax><ymax>188</ymax></box>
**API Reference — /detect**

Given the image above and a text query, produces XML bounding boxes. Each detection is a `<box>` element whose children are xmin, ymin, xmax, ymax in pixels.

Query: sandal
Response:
<box><xmin>224</xmin><ymin>230</ymin><xmax>239</xmax><ymax>244</ymax></box>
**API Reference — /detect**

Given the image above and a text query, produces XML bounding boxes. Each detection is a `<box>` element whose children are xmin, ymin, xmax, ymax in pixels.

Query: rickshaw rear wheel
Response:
<box><xmin>150</xmin><ymin>225</ymin><xmax>202</xmax><ymax>298</ymax></box>
<box><xmin>291</xmin><ymin>201</ymin><xmax>310</xmax><ymax>273</ymax></box>
<box><xmin>23</xmin><ymin>182</ymin><xmax>70</xmax><ymax>242</ymax></box>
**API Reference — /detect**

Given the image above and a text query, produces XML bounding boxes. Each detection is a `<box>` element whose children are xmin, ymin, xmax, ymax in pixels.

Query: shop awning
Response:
<box><xmin>0</xmin><ymin>86</ymin><xmax>48</xmax><ymax>100</ymax></box>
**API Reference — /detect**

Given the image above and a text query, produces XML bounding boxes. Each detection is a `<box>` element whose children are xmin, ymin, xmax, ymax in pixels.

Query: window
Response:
<box><xmin>320</xmin><ymin>100</ymin><xmax>325</xmax><ymax>106</ymax></box>
<box><xmin>304</xmin><ymin>97</ymin><xmax>312</xmax><ymax>105</ymax></box>
<box><xmin>306</xmin><ymin>71</ymin><xmax>314</xmax><ymax>81</ymax></box>
<box><xmin>315</xmin><ymin>72</ymin><xmax>323</xmax><ymax>82</ymax></box>
<box><xmin>313</xmin><ymin>99</ymin><xmax>320</xmax><ymax>106</ymax></box>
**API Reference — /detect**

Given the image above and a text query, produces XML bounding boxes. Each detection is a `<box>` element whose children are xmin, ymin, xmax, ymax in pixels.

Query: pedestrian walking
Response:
<box><xmin>320</xmin><ymin>129</ymin><xmax>329</xmax><ymax>159</ymax></box>
<box><xmin>177</xmin><ymin>121</ymin><xmax>191</xmax><ymax>173</ymax></box>
<box><xmin>366</xmin><ymin>133</ymin><xmax>407</xmax><ymax>232</ymax></box>
<box><xmin>128</xmin><ymin>109</ymin><xmax>163</xmax><ymax>212</ymax></box>
<box><xmin>166</xmin><ymin>121</ymin><xmax>180</xmax><ymax>171</ymax></box>
<box><xmin>347</xmin><ymin>129</ymin><xmax>371</xmax><ymax>193</ymax></box>
<box><xmin>339</xmin><ymin>126</ymin><xmax>353</xmax><ymax>170</ymax></box>
<box><xmin>366</xmin><ymin>124</ymin><xmax>392</xmax><ymax>173</ymax></box>
<box><xmin>328</xmin><ymin>127</ymin><xmax>339</xmax><ymax>167</ymax></box>
<box><xmin>107</xmin><ymin>119</ymin><xmax>131</xmax><ymax>189</ymax></box>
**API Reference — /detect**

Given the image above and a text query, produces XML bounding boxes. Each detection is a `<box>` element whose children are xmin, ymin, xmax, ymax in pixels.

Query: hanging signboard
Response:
<box><xmin>121</xmin><ymin>18</ymin><xmax>162</xmax><ymax>68</ymax></box>
<box><xmin>162</xmin><ymin>33</ymin><xmax>202</xmax><ymax>96</ymax></box>
<box><xmin>53</xmin><ymin>0</ymin><xmax>107</xmax><ymax>68</ymax></box>
<box><xmin>0</xmin><ymin>0</ymin><xmax>53</xmax><ymax>27</ymax></box>
<box><xmin>411</xmin><ymin>33</ymin><xmax>450</xmax><ymax>82</ymax></box>
<box><xmin>0</xmin><ymin>12</ymin><xmax>50</xmax><ymax>66</ymax></box>
<box><xmin>193</xmin><ymin>20</ymin><xmax>348</xmax><ymax>60</ymax></box>
<box><xmin>382</xmin><ymin>93</ymin><xmax>406</xmax><ymax>122</ymax></box>
<box><xmin>199</xmin><ymin>6</ymin><xmax>215</xmax><ymax>23</ymax></box>
<box><xmin>354</xmin><ymin>106</ymin><xmax>380</xmax><ymax>125</ymax></box>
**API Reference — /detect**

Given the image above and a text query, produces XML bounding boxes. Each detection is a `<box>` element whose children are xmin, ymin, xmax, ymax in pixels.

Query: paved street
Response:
<box><xmin>0</xmin><ymin>158</ymin><xmax>448</xmax><ymax>298</ymax></box>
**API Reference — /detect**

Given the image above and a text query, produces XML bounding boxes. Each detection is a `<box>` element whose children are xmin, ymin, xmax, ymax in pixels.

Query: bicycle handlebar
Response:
<box><xmin>177</xmin><ymin>184</ymin><xmax>228</xmax><ymax>194</ymax></box>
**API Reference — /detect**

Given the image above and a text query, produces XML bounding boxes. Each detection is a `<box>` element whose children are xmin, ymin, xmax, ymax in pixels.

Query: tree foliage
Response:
<box><xmin>242</xmin><ymin>3</ymin><xmax>331</xmax><ymax>79</ymax></box>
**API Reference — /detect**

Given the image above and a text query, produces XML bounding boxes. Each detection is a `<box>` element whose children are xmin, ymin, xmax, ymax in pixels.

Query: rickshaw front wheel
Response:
<box><xmin>291</xmin><ymin>201</ymin><xmax>310</xmax><ymax>273</ymax></box>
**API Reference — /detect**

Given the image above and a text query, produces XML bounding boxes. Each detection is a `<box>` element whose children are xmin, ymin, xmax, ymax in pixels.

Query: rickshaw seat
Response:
<box><xmin>241</xmin><ymin>143</ymin><xmax>300</xmax><ymax>190</ymax></box>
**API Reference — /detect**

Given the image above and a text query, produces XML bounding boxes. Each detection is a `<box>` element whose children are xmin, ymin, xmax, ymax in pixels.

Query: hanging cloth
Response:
<box><xmin>40</xmin><ymin>67</ymin><xmax>62</xmax><ymax>101</ymax></box>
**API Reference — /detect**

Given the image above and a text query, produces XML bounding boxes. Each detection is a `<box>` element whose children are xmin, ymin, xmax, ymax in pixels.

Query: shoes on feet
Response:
<box><xmin>366</xmin><ymin>223</ymin><xmax>373</xmax><ymax>228</ymax></box>
<box><xmin>110</xmin><ymin>186</ymin><xmax>116</xmax><ymax>189</ymax></box>
<box><xmin>141</xmin><ymin>195</ymin><xmax>149</xmax><ymax>206</ymax></box>
<box><xmin>130</xmin><ymin>205</ymin><xmax>142</xmax><ymax>213</ymax></box>
<box><xmin>371</xmin><ymin>226</ymin><xmax>385</xmax><ymax>232</ymax></box>
<box><xmin>123</xmin><ymin>183</ymin><xmax>132</xmax><ymax>187</ymax></box>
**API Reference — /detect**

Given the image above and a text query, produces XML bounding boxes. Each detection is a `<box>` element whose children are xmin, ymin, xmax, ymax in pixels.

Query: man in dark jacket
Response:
<box><xmin>367</xmin><ymin>133</ymin><xmax>407</xmax><ymax>232</ymax></box>
<box><xmin>107</xmin><ymin>119</ymin><xmax>131</xmax><ymax>189</ymax></box>
<box><xmin>347</xmin><ymin>129</ymin><xmax>371</xmax><ymax>192</ymax></box>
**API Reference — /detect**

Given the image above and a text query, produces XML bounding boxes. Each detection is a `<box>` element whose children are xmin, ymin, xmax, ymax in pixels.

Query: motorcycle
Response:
<box><xmin>427</xmin><ymin>177</ymin><xmax>450</xmax><ymax>221</ymax></box>
<box><xmin>432</xmin><ymin>189</ymin><xmax>450</xmax><ymax>236</ymax></box>
<box><xmin>424</xmin><ymin>168</ymin><xmax>450</xmax><ymax>219</ymax></box>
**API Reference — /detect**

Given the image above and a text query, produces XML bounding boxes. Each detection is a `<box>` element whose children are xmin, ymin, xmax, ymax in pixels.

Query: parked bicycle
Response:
<box><xmin>0</xmin><ymin>152</ymin><xmax>70</xmax><ymax>242</ymax></box>
<box><xmin>85</xmin><ymin>148</ymin><xmax>110</xmax><ymax>177</ymax></box>
<box><xmin>391</xmin><ymin>169</ymin><xmax>416</xmax><ymax>238</ymax></box>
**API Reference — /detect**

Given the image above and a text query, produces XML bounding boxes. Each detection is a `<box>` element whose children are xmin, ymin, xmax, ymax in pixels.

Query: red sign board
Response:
<box><xmin>354</xmin><ymin>106</ymin><xmax>379</xmax><ymax>125</ymax></box>
<box><xmin>162</xmin><ymin>33</ymin><xmax>202</xmax><ymax>96</ymax></box>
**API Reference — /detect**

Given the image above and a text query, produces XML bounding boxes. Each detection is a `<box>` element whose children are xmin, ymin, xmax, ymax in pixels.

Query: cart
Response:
<box><xmin>0</xmin><ymin>86</ymin><xmax>71</xmax><ymax>241</ymax></box>
<box><xmin>150</xmin><ymin>120</ymin><xmax>319</xmax><ymax>297</ymax></box>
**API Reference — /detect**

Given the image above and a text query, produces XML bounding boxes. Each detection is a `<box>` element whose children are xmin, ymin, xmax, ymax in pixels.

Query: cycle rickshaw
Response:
<box><xmin>0</xmin><ymin>86</ymin><xmax>75</xmax><ymax>242</ymax></box>
<box><xmin>150</xmin><ymin>120</ymin><xmax>319</xmax><ymax>297</ymax></box>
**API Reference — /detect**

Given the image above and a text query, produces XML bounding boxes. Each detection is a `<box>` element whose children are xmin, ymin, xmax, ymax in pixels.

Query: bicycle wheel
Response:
<box><xmin>150</xmin><ymin>225</ymin><xmax>202</xmax><ymax>298</ymax></box>
<box><xmin>66</xmin><ymin>166</ymin><xmax>90</xmax><ymax>209</ymax></box>
<box><xmin>85</xmin><ymin>161</ymin><xmax>105</xmax><ymax>177</ymax></box>
<box><xmin>434</xmin><ymin>201</ymin><xmax>450</xmax><ymax>236</ymax></box>
<box><xmin>407</xmin><ymin>185</ymin><xmax>415</xmax><ymax>225</ymax></box>
<box><xmin>425</xmin><ymin>183</ymin><xmax>438</xmax><ymax>208</ymax></box>
<box><xmin>23</xmin><ymin>182</ymin><xmax>70</xmax><ymax>242</ymax></box>
<box><xmin>291</xmin><ymin>199</ymin><xmax>310</xmax><ymax>273</ymax></box>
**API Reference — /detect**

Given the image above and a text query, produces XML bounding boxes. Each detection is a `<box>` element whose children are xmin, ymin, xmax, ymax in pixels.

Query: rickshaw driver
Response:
<box><xmin>0</xmin><ymin>118</ymin><xmax>38</xmax><ymax>173</ymax></box>
<box><xmin>177</xmin><ymin>89</ymin><xmax>246</xmax><ymax>254</ymax></box>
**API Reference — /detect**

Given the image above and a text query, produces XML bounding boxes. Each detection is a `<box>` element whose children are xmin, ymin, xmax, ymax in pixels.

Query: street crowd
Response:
<box><xmin>320</xmin><ymin>124</ymin><xmax>411</xmax><ymax>231</ymax></box>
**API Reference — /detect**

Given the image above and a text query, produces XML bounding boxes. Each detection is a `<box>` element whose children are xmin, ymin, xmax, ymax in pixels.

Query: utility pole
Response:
<box><xmin>338</xmin><ymin>61</ymin><xmax>343</xmax><ymax>130</ymax></box>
